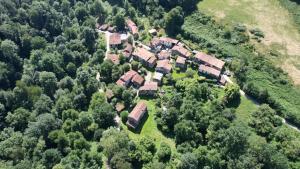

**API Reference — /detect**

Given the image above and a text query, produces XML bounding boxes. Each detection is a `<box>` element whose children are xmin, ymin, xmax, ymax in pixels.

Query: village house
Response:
<box><xmin>156</xmin><ymin>60</ymin><xmax>172</xmax><ymax>74</ymax></box>
<box><xmin>107</xmin><ymin>54</ymin><xmax>120</xmax><ymax>65</ymax></box>
<box><xmin>109</xmin><ymin>33</ymin><xmax>122</xmax><ymax>48</ymax></box>
<box><xmin>122</xmin><ymin>43</ymin><xmax>133</xmax><ymax>60</ymax></box>
<box><xmin>116</xmin><ymin>70</ymin><xmax>138</xmax><ymax>87</ymax></box>
<box><xmin>152</xmin><ymin>72</ymin><xmax>164</xmax><ymax>85</ymax></box>
<box><xmin>159</xmin><ymin>37</ymin><xmax>179</xmax><ymax>48</ymax></box>
<box><xmin>150</xmin><ymin>37</ymin><xmax>161</xmax><ymax>53</ymax></box>
<box><xmin>126</xmin><ymin>19</ymin><xmax>138</xmax><ymax>38</ymax></box>
<box><xmin>131</xmin><ymin>74</ymin><xmax>145</xmax><ymax>87</ymax></box>
<box><xmin>132</xmin><ymin>47</ymin><xmax>157</xmax><ymax>68</ymax></box>
<box><xmin>139</xmin><ymin>82</ymin><xmax>158</xmax><ymax>96</ymax></box>
<box><xmin>172</xmin><ymin>45</ymin><xmax>192</xmax><ymax>58</ymax></box>
<box><xmin>194</xmin><ymin>52</ymin><xmax>225</xmax><ymax>71</ymax></box>
<box><xmin>157</xmin><ymin>50</ymin><xmax>171</xmax><ymax>60</ymax></box>
<box><xmin>199</xmin><ymin>64</ymin><xmax>221</xmax><ymax>79</ymax></box>
<box><xmin>176</xmin><ymin>56</ymin><xmax>187</xmax><ymax>69</ymax></box>
<box><xmin>127</xmin><ymin>101</ymin><xmax>148</xmax><ymax>129</ymax></box>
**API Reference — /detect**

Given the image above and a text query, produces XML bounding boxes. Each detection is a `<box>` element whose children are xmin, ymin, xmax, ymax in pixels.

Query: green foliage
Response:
<box><xmin>249</xmin><ymin>104</ymin><xmax>282</xmax><ymax>138</ymax></box>
<box><xmin>164</xmin><ymin>7</ymin><xmax>184</xmax><ymax>36</ymax></box>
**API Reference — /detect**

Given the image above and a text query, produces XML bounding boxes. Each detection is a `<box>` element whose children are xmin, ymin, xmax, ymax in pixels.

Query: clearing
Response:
<box><xmin>198</xmin><ymin>0</ymin><xmax>300</xmax><ymax>85</ymax></box>
<box><xmin>122</xmin><ymin>100</ymin><xmax>177</xmax><ymax>152</ymax></box>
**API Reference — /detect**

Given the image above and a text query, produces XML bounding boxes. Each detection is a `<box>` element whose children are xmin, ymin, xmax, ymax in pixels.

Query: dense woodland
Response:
<box><xmin>0</xmin><ymin>0</ymin><xmax>300</xmax><ymax>169</ymax></box>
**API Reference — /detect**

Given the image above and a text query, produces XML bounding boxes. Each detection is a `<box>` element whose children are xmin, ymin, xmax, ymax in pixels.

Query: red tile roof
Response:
<box><xmin>128</xmin><ymin>101</ymin><xmax>147</xmax><ymax>122</ymax></box>
<box><xmin>157</xmin><ymin>50</ymin><xmax>171</xmax><ymax>60</ymax></box>
<box><xmin>133</xmin><ymin>47</ymin><xmax>154</xmax><ymax>61</ymax></box>
<box><xmin>150</xmin><ymin>37</ymin><xmax>160</xmax><ymax>47</ymax></box>
<box><xmin>199</xmin><ymin>64</ymin><xmax>221</xmax><ymax>78</ymax></box>
<box><xmin>126</xmin><ymin>19</ymin><xmax>138</xmax><ymax>35</ymax></box>
<box><xmin>139</xmin><ymin>82</ymin><xmax>158</xmax><ymax>91</ymax></box>
<box><xmin>109</xmin><ymin>33</ymin><xmax>121</xmax><ymax>45</ymax></box>
<box><xmin>160</xmin><ymin>37</ymin><xmax>179</xmax><ymax>45</ymax></box>
<box><xmin>121</xmin><ymin>70</ymin><xmax>138</xmax><ymax>82</ymax></box>
<box><xmin>107</xmin><ymin>54</ymin><xmax>120</xmax><ymax>64</ymax></box>
<box><xmin>172</xmin><ymin>45</ymin><xmax>191</xmax><ymax>58</ymax></box>
<box><xmin>132</xmin><ymin>74</ymin><xmax>144</xmax><ymax>86</ymax></box>
<box><xmin>116</xmin><ymin>79</ymin><xmax>126</xmax><ymax>86</ymax></box>
<box><xmin>176</xmin><ymin>56</ymin><xmax>186</xmax><ymax>65</ymax></box>
<box><xmin>156</xmin><ymin>60</ymin><xmax>172</xmax><ymax>73</ymax></box>
<box><xmin>124</xmin><ymin>43</ymin><xmax>133</xmax><ymax>53</ymax></box>
<box><xmin>195</xmin><ymin>52</ymin><xmax>225</xmax><ymax>70</ymax></box>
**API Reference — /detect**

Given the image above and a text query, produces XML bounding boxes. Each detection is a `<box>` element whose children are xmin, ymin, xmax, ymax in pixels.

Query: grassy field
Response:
<box><xmin>235</xmin><ymin>96</ymin><xmax>258</xmax><ymax>123</ymax></box>
<box><xmin>198</xmin><ymin>0</ymin><xmax>300</xmax><ymax>85</ymax></box>
<box><xmin>122</xmin><ymin>100</ymin><xmax>177</xmax><ymax>152</ymax></box>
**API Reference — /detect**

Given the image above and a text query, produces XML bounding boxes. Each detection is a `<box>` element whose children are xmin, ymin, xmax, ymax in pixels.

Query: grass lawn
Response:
<box><xmin>122</xmin><ymin>100</ymin><xmax>177</xmax><ymax>152</ymax></box>
<box><xmin>235</xmin><ymin>95</ymin><xmax>258</xmax><ymax>123</ymax></box>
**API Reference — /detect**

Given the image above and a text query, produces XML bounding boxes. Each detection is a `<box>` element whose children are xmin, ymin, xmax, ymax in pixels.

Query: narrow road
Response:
<box><xmin>223</xmin><ymin>75</ymin><xmax>300</xmax><ymax>133</ymax></box>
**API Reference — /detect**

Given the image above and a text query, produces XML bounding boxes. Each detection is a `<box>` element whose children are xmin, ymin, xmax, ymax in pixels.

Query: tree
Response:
<box><xmin>164</xmin><ymin>7</ymin><xmax>184</xmax><ymax>36</ymax></box>
<box><xmin>157</xmin><ymin>142</ymin><xmax>171</xmax><ymax>162</ymax></box>
<box><xmin>174</xmin><ymin>120</ymin><xmax>202</xmax><ymax>145</ymax></box>
<box><xmin>100</xmin><ymin>128</ymin><xmax>130</xmax><ymax>160</ymax></box>
<box><xmin>114</xmin><ymin>12</ymin><xmax>125</xmax><ymax>31</ymax></box>
<box><xmin>0</xmin><ymin>40</ymin><xmax>21</xmax><ymax>71</ymax></box>
<box><xmin>81</xmin><ymin>27</ymin><xmax>96</xmax><ymax>53</ymax></box>
<box><xmin>249</xmin><ymin>104</ymin><xmax>282</xmax><ymax>137</ymax></box>
<box><xmin>178</xmin><ymin>153</ymin><xmax>198</xmax><ymax>169</ymax></box>
<box><xmin>6</xmin><ymin>107</ymin><xmax>32</xmax><ymax>132</ymax></box>
<box><xmin>29</xmin><ymin>1</ymin><xmax>49</xmax><ymax>29</ymax></box>
<box><xmin>43</xmin><ymin>149</ymin><xmax>62</xmax><ymax>169</ymax></box>
<box><xmin>223</xmin><ymin>84</ymin><xmax>241</xmax><ymax>106</ymax></box>
<box><xmin>120</xmin><ymin>111</ymin><xmax>129</xmax><ymax>123</ymax></box>
<box><xmin>31</xmin><ymin>36</ymin><xmax>47</xmax><ymax>50</ymax></box>
<box><xmin>92</xmin><ymin>103</ymin><xmax>116</xmax><ymax>129</ymax></box>
<box><xmin>38</xmin><ymin>71</ymin><xmax>57</xmax><ymax>97</ymax></box>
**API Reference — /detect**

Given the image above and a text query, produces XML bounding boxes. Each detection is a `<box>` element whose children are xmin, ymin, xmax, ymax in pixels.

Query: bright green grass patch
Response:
<box><xmin>122</xmin><ymin>100</ymin><xmax>176</xmax><ymax>152</ymax></box>
<box><xmin>235</xmin><ymin>95</ymin><xmax>258</xmax><ymax>123</ymax></box>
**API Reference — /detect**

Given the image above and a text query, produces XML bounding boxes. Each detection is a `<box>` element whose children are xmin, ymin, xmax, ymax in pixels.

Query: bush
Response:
<box><xmin>120</xmin><ymin>111</ymin><xmax>129</xmax><ymax>123</ymax></box>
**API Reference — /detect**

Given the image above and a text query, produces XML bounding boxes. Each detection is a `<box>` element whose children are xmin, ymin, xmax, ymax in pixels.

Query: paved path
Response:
<box><xmin>223</xmin><ymin>75</ymin><xmax>300</xmax><ymax>132</ymax></box>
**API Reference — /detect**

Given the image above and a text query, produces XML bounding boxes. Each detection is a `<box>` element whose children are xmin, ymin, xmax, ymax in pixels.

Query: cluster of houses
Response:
<box><xmin>97</xmin><ymin>18</ymin><xmax>228</xmax><ymax>130</ymax></box>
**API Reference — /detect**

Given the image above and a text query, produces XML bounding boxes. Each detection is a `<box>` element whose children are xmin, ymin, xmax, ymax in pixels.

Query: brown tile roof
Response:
<box><xmin>107</xmin><ymin>54</ymin><xmax>120</xmax><ymax>64</ymax></box>
<box><xmin>147</xmin><ymin>57</ymin><xmax>157</xmax><ymax>66</ymax></box>
<box><xmin>124</xmin><ymin>43</ymin><xmax>133</xmax><ymax>53</ymax></box>
<box><xmin>132</xmin><ymin>74</ymin><xmax>145</xmax><ymax>86</ymax></box>
<box><xmin>150</xmin><ymin>37</ymin><xmax>160</xmax><ymax>47</ymax></box>
<box><xmin>195</xmin><ymin>52</ymin><xmax>225</xmax><ymax>70</ymax></box>
<box><xmin>139</xmin><ymin>82</ymin><xmax>158</xmax><ymax>91</ymax></box>
<box><xmin>126</xmin><ymin>19</ymin><xmax>138</xmax><ymax>35</ymax></box>
<box><xmin>160</xmin><ymin>37</ymin><xmax>179</xmax><ymax>45</ymax></box>
<box><xmin>109</xmin><ymin>33</ymin><xmax>121</xmax><ymax>45</ymax></box>
<box><xmin>121</xmin><ymin>70</ymin><xmax>138</xmax><ymax>82</ymax></box>
<box><xmin>156</xmin><ymin>60</ymin><xmax>172</xmax><ymax>73</ymax></box>
<box><xmin>116</xmin><ymin>79</ymin><xmax>126</xmax><ymax>86</ymax></box>
<box><xmin>176</xmin><ymin>56</ymin><xmax>186</xmax><ymax>65</ymax></box>
<box><xmin>128</xmin><ymin>101</ymin><xmax>147</xmax><ymax>122</ymax></box>
<box><xmin>133</xmin><ymin>47</ymin><xmax>154</xmax><ymax>61</ymax></box>
<box><xmin>172</xmin><ymin>45</ymin><xmax>191</xmax><ymax>58</ymax></box>
<box><xmin>199</xmin><ymin>64</ymin><xmax>221</xmax><ymax>78</ymax></box>
<box><xmin>157</xmin><ymin>50</ymin><xmax>171</xmax><ymax>60</ymax></box>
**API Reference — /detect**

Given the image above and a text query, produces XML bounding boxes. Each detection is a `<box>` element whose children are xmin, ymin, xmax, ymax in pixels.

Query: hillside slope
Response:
<box><xmin>198</xmin><ymin>0</ymin><xmax>300</xmax><ymax>85</ymax></box>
